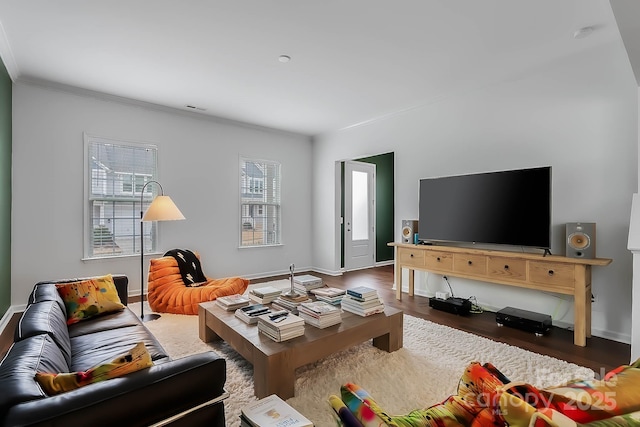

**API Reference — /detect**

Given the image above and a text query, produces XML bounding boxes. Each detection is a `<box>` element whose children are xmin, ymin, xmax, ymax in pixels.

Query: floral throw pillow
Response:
<box><xmin>56</xmin><ymin>274</ymin><xmax>125</xmax><ymax>325</ymax></box>
<box><xmin>36</xmin><ymin>342</ymin><xmax>152</xmax><ymax>395</ymax></box>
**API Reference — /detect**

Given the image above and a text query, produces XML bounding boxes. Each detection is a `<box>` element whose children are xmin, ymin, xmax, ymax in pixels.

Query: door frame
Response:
<box><xmin>343</xmin><ymin>160</ymin><xmax>376</xmax><ymax>271</ymax></box>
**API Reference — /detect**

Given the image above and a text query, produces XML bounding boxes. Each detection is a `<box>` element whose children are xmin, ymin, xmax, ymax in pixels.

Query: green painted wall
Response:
<box><xmin>357</xmin><ymin>153</ymin><xmax>394</xmax><ymax>263</ymax></box>
<box><xmin>0</xmin><ymin>59</ymin><xmax>11</xmax><ymax>318</ymax></box>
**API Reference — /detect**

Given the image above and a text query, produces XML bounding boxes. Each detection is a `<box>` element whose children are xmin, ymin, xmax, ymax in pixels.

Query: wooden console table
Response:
<box><xmin>388</xmin><ymin>242</ymin><xmax>611</xmax><ymax>346</ymax></box>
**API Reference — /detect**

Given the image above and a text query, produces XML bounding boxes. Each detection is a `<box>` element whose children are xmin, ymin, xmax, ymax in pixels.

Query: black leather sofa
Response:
<box><xmin>0</xmin><ymin>275</ymin><xmax>228</xmax><ymax>426</ymax></box>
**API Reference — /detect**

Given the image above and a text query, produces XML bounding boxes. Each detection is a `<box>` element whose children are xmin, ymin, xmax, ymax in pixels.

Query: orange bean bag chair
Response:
<box><xmin>147</xmin><ymin>255</ymin><xmax>249</xmax><ymax>315</ymax></box>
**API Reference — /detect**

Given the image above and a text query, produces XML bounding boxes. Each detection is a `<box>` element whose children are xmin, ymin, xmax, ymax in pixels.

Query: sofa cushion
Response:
<box><xmin>67</xmin><ymin>307</ymin><xmax>142</xmax><ymax>338</ymax></box>
<box><xmin>70</xmin><ymin>325</ymin><xmax>169</xmax><ymax>371</ymax></box>
<box><xmin>14</xmin><ymin>300</ymin><xmax>71</xmax><ymax>366</ymax></box>
<box><xmin>35</xmin><ymin>342</ymin><xmax>153</xmax><ymax>395</ymax></box>
<box><xmin>56</xmin><ymin>274</ymin><xmax>125</xmax><ymax>325</ymax></box>
<box><xmin>0</xmin><ymin>334</ymin><xmax>69</xmax><ymax>416</ymax></box>
<box><xmin>27</xmin><ymin>282</ymin><xmax>67</xmax><ymax>316</ymax></box>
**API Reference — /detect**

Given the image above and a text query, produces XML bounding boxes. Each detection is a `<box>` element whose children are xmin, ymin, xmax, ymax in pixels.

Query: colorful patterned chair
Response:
<box><xmin>329</xmin><ymin>359</ymin><xmax>640</xmax><ymax>427</ymax></box>
<box><xmin>147</xmin><ymin>250</ymin><xmax>249</xmax><ymax>315</ymax></box>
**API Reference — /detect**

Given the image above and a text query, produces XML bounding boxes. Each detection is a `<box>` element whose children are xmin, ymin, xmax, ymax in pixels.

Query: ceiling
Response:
<box><xmin>0</xmin><ymin>1</ymin><xmax>637</xmax><ymax>137</ymax></box>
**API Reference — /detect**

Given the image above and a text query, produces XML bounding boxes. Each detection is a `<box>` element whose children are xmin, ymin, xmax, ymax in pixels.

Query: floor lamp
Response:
<box><xmin>140</xmin><ymin>180</ymin><xmax>185</xmax><ymax>322</ymax></box>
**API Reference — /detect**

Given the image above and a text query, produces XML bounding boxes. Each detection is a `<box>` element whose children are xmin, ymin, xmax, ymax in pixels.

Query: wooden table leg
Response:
<box><xmin>253</xmin><ymin>350</ymin><xmax>295</xmax><ymax>399</ymax></box>
<box><xmin>395</xmin><ymin>260</ymin><xmax>403</xmax><ymax>301</ymax></box>
<box><xmin>573</xmin><ymin>265</ymin><xmax>589</xmax><ymax>347</ymax></box>
<box><xmin>198</xmin><ymin>305</ymin><xmax>220</xmax><ymax>343</ymax></box>
<box><xmin>372</xmin><ymin>312</ymin><xmax>403</xmax><ymax>352</ymax></box>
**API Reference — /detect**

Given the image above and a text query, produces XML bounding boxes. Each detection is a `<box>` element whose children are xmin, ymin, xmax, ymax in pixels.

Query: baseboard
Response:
<box><xmin>0</xmin><ymin>304</ymin><xmax>22</xmax><ymax>335</ymax></box>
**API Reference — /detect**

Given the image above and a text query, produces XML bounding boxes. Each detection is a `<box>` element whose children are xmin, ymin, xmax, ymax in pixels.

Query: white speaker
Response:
<box><xmin>402</xmin><ymin>220</ymin><xmax>419</xmax><ymax>244</ymax></box>
<box><xmin>566</xmin><ymin>222</ymin><xmax>596</xmax><ymax>259</ymax></box>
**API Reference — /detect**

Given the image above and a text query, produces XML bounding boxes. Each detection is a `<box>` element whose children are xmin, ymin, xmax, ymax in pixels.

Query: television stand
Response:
<box><xmin>388</xmin><ymin>243</ymin><xmax>612</xmax><ymax>346</ymax></box>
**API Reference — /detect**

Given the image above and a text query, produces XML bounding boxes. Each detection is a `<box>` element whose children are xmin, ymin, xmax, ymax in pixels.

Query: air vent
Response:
<box><xmin>185</xmin><ymin>105</ymin><xmax>207</xmax><ymax>111</ymax></box>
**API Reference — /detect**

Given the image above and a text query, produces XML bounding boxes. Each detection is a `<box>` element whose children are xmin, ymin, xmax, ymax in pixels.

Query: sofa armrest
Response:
<box><xmin>3</xmin><ymin>352</ymin><xmax>226</xmax><ymax>427</ymax></box>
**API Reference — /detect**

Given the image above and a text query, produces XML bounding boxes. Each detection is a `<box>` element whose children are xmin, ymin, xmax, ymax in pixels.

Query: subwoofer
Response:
<box><xmin>401</xmin><ymin>220</ymin><xmax>419</xmax><ymax>244</ymax></box>
<box><xmin>566</xmin><ymin>222</ymin><xmax>596</xmax><ymax>259</ymax></box>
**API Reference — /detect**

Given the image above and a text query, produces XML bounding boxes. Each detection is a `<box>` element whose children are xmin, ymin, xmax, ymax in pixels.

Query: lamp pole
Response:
<box><xmin>140</xmin><ymin>180</ymin><xmax>163</xmax><ymax>322</ymax></box>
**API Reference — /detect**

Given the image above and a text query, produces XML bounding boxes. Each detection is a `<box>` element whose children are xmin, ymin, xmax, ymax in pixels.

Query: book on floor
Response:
<box><xmin>241</xmin><ymin>394</ymin><xmax>313</xmax><ymax>427</ymax></box>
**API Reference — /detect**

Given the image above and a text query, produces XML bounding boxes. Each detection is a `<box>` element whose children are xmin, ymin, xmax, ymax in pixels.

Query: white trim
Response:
<box><xmin>0</xmin><ymin>304</ymin><xmax>24</xmax><ymax>335</ymax></box>
<box><xmin>0</xmin><ymin>18</ymin><xmax>18</xmax><ymax>80</ymax></box>
<box><xmin>17</xmin><ymin>77</ymin><xmax>308</xmax><ymax>138</ymax></box>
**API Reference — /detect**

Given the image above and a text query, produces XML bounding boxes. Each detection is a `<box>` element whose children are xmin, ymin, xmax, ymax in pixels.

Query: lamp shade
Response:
<box><xmin>142</xmin><ymin>195</ymin><xmax>185</xmax><ymax>222</ymax></box>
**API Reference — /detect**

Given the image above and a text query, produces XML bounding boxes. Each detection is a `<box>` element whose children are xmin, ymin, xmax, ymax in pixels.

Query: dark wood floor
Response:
<box><xmin>254</xmin><ymin>265</ymin><xmax>630</xmax><ymax>375</ymax></box>
<box><xmin>2</xmin><ymin>265</ymin><xmax>630</xmax><ymax>374</ymax></box>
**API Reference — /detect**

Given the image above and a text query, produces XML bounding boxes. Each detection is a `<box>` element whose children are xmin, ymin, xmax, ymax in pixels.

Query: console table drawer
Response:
<box><xmin>424</xmin><ymin>251</ymin><xmax>453</xmax><ymax>271</ymax></box>
<box><xmin>487</xmin><ymin>256</ymin><xmax>527</xmax><ymax>282</ymax></box>
<box><xmin>529</xmin><ymin>262</ymin><xmax>574</xmax><ymax>287</ymax></box>
<box><xmin>453</xmin><ymin>254</ymin><xmax>487</xmax><ymax>275</ymax></box>
<box><xmin>398</xmin><ymin>249</ymin><xmax>425</xmax><ymax>268</ymax></box>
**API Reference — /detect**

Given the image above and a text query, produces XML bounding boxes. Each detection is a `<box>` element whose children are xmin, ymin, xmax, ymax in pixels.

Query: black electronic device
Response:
<box><xmin>418</xmin><ymin>166</ymin><xmax>552</xmax><ymax>250</ymax></box>
<box><xmin>429</xmin><ymin>297</ymin><xmax>471</xmax><ymax>315</ymax></box>
<box><xmin>496</xmin><ymin>307</ymin><xmax>551</xmax><ymax>336</ymax></box>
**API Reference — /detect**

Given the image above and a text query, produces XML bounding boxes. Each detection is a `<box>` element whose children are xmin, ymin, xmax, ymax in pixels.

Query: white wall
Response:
<box><xmin>12</xmin><ymin>82</ymin><xmax>313</xmax><ymax>303</ymax></box>
<box><xmin>313</xmin><ymin>40</ymin><xmax>638</xmax><ymax>342</ymax></box>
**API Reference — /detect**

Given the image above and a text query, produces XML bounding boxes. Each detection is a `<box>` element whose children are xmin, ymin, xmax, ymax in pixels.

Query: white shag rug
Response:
<box><xmin>135</xmin><ymin>280</ymin><xmax>595</xmax><ymax>427</ymax></box>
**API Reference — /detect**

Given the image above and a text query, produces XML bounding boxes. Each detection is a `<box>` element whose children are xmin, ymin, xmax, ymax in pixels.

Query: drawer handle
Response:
<box><xmin>410</xmin><ymin>254</ymin><xmax>414</xmax><ymax>258</ymax></box>
<box><xmin>548</xmin><ymin>270</ymin><xmax>554</xmax><ymax>276</ymax></box>
<box><xmin>468</xmin><ymin>260</ymin><xmax>473</xmax><ymax>265</ymax></box>
<box><xmin>504</xmin><ymin>265</ymin><xmax>509</xmax><ymax>270</ymax></box>
<box><xmin>436</xmin><ymin>257</ymin><xmax>441</xmax><ymax>262</ymax></box>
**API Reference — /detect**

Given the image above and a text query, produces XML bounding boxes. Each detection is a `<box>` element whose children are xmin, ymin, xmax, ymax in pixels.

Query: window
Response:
<box><xmin>240</xmin><ymin>157</ymin><xmax>281</xmax><ymax>247</ymax></box>
<box><xmin>85</xmin><ymin>135</ymin><xmax>158</xmax><ymax>258</ymax></box>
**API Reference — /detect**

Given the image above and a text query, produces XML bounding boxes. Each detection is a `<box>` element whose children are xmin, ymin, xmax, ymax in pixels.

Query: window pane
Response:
<box><xmin>352</xmin><ymin>170</ymin><xmax>369</xmax><ymax>241</ymax></box>
<box><xmin>240</xmin><ymin>158</ymin><xmax>281</xmax><ymax>247</ymax></box>
<box><xmin>87</xmin><ymin>138</ymin><xmax>157</xmax><ymax>258</ymax></box>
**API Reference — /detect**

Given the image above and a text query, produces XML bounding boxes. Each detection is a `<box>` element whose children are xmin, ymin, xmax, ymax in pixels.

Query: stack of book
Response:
<box><xmin>257</xmin><ymin>311</ymin><xmax>305</xmax><ymax>342</ymax></box>
<box><xmin>248</xmin><ymin>285</ymin><xmax>282</xmax><ymax>304</ymax></box>
<box><xmin>310</xmin><ymin>286</ymin><xmax>346</xmax><ymax>305</ymax></box>
<box><xmin>235</xmin><ymin>303</ymin><xmax>272</xmax><ymax>324</ymax></box>
<box><xmin>341</xmin><ymin>286</ymin><xmax>385</xmax><ymax>317</ymax></box>
<box><xmin>298</xmin><ymin>300</ymin><xmax>342</xmax><ymax>328</ymax></box>
<box><xmin>215</xmin><ymin>294</ymin><xmax>251</xmax><ymax>311</ymax></box>
<box><xmin>240</xmin><ymin>394</ymin><xmax>313</xmax><ymax>427</ymax></box>
<box><xmin>293</xmin><ymin>274</ymin><xmax>324</xmax><ymax>294</ymax></box>
<box><xmin>272</xmin><ymin>292</ymin><xmax>312</xmax><ymax>314</ymax></box>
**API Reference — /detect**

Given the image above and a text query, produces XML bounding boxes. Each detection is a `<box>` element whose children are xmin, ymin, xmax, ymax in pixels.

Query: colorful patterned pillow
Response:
<box><xmin>35</xmin><ymin>342</ymin><xmax>152</xmax><ymax>395</ymax></box>
<box><xmin>56</xmin><ymin>274</ymin><xmax>125</xmax><ymax>325</ymax></box>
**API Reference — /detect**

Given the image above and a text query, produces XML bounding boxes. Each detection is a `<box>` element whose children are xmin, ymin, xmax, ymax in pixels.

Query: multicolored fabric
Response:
<box><xmin>55</xmin><ymin>274</ymin><xmax>124</xmax><ymax>325</ymax></box>
<box><xmin>35</xmin><ymin>342</ymin><xmax>152</xmax><ymax>395</ymax></box>
<box><xmin>330</xmin><ymin>359</ymin><xmax>640</xmax><ymax>427</ymax></box>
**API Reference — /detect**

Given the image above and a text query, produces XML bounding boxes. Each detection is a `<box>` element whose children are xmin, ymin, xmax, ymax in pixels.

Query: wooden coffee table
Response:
<box><xmin>198</xmin><ymin>302</ymin><xmax>403</xmax><ymax>399</ymax></box>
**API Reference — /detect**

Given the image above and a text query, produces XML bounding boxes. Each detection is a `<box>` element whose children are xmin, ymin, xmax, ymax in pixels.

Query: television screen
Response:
<box><xmin>418</xmin><ymin>166</ymin><xmax>551</xmax><ymax>249</ymax></box>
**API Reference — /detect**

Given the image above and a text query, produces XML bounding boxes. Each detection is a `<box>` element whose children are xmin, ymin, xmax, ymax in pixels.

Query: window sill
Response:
<box><xmin>82</xmin><ymin>252</ymin><xmax>164</xmax><ymax>262</ymax></box>
<box><xmin>238</xmin><ymin>244</ymin><xmax>283</xmax><ymax>249</ymax></box>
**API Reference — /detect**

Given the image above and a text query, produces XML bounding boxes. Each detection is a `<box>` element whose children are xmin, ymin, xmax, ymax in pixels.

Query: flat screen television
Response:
<box><xmin>418</xmin><ymin>166</ymin><xmax>551</xmax><ymax>249</ymax></box>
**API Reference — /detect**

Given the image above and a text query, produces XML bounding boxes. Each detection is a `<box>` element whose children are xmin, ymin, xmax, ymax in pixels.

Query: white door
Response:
<box><xmin>344</xmin><ymin>161</ymin><xmax>376</xmax><ymax>271</ymax></box>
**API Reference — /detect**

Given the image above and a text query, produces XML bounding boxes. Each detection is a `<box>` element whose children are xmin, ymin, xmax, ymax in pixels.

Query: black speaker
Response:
<box><xmin>401</xmin><ymin>220</ymin><xmax>418</xmax><ymax>243</ymax></box>
<box><xmin>565</xmin><ymin>222</ymin><xmax>596</xmax><ymax>259</ymax></box>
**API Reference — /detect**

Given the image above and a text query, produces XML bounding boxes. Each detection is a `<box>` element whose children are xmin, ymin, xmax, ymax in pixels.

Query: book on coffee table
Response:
<box><xmin>216</xmin><ymin>294</ymin><xmax>251</xmax><ymax>310</ymax></box>
<box><xmin>241</xmin><ymin>394</ymin><xmax>313</xmax><ymax>427</ymax></box>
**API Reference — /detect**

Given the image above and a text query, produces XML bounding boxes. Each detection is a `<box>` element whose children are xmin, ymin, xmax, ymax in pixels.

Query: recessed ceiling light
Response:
<box><xmin>278</xmin><ymin>55</ymin><xmax>291</xmax><ymax>63</ymax></box>
<box><xmin>573</xmin><ymin>26</ymin><xmax>595</xmax><ymax>39</ymax></box>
